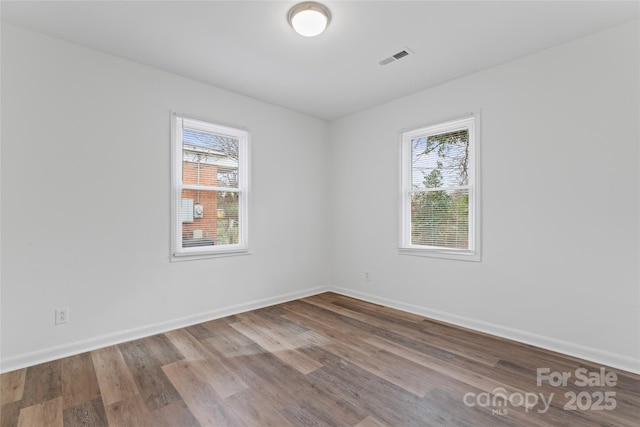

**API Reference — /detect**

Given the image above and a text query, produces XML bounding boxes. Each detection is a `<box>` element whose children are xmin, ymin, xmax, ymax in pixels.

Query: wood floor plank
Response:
<box><xmin>289</xmin><ymin>299</ymin><xmax>501</xmax><ymax>383</ymax></box>
<box><xmin>201</xmin><ymin>322</ymin><xmax>254</xmax><ymax>357</ymax></box>
<box><xmin>61</xmin><ymin>353</ymin><xmax>101</xmax><ymax>409</ymax></box>
<box><xmin>104</xmin><ymin>394</ymin><xmax>155</xmax><ymax>427</ymax></box>
<box><xmin>234</xmin><ymin>342</ymin><xmax>370</xmax><ymax>426</ymax></box>
<box><xmin>230</xmin><ymin>338</ymin><xmax>372</xmax><ymax>425</ymax></box>
<box><xmin>218</xmin><ymin>346</ymin><xmax>308</xmax><ymax>412</ymax></box>
<box><xmin>184</xmin><ymin>324</ymin><xmax>216</xmax><ymax>341</ymax></box>
<box><xmin>91</xmin><ymin>345</ymin><xmax>140</xmax><ymax>407</ymax></box>
<box><xmin>136</xmin><ymin>334</ymin><xmax>184</xmax><ymax>367</ymax></box>
<box><xmin>191</xmin><ymin>359</ymin><xmax>249</xmax><ymax>399</ymax></box>
<box><xmin>1</xmin><ymin>401</ymin><xmax>21</xmax><ymax>427</ymax></box>
<box><xmin>0</xmin><ymin>370</ymin><xmax>25</xmax><ymax>405</ymax></box>
<box><xmin>332</xmin><ymin>297</ymin><xmax>506</xmax><ymax>366</ymax></box>
<box><xmin>229</xmin><ymin>318</ymin><xmax>323</xmax><ymax>374</ymax></box>
<box><xmin>149</xmin><ymin>399</ymin><xmax>201</xmax><ymax>427</ymax></box>
<box><xmin>291</xmin><ymin>378</ymin><xmax>370</xmax><ymax>425</ymax></box>
<box><xmin>325</xmin><ymin>292</ymin><xmax>426</xmax><ymax>322</ymax></box>
<box><xmin>281</xmin><ymin>301</ymin><xmax>380</xmax><ymax>356</ymax></box>
<box><xmin>364</xmin><ymin>334</ymin><xmax>529</xmax><ymax>399</ymax></box>
<box><xmin>2</xmin><ymin>292</ymin><xmax>639</xmax><ymax>427</ymax></box>
<box><xmin>19</xmin><ymin>361</ymin><xmax>61</xmax><ymax>409</ymax></box>
<box><xmin>62</xmin><ymin>398</ymin><xmax>108</xmax><ymax>427</ymax></box>
<box><xmin>281</xmin><ymin>310</ymin><xmax>375</xmax><ymax>357</ymax></box>
<box><xmin>118</xmin><ymin>339</ymin><xmax>181</xmax><ymax>412</ymax></box>
<box><xmin>281</xmin><ymin>400</ymin><xmax>346</xmax><ymax>427</ymax></box>
<box><xmin>165</xmin><ymin>329</ymin><xmax>249</xmax><ymax>398</ymax></box>
<box><xmin>305</xmin><ymin>296</ymin><xmax>501</xmax><ymax>367</ymax></box>
<box><xmin>300</xmin><ymin>345</ymin><xmax>435</xmax><ymax>426</ymax></box>
<box><xmin>223</xmin><ymin>389</ymin><xmax>296</xmax><ymax>427</ymax></box>
<box><xmin>414</xmin><ymin>318</ymin><xmax>570</xmax><ymax>370</ymax></box>
<box><xmin>301</xmin><ymin>295</ymin><xmax>378</xmax><ymax>324</ymax></box>
<box><xmin>17</xmin><ymin>397</ymin><xmax>63</xmax><ymax>427</ymax></box>
<box><xmin>244</xmin><ymin>311</ymin><xmax>330</xmax><ymax>349</ymax></box>
<box><xmin>354</xmin><ymin>415</ymin><xmax>388</xmax><ymax>427</ymax></box>
<box><xmin>162</xmin><ymin>361</ymin><xmax>246</xmax><ymax>427</ymax></box>
<box><xmin>323</xmin><ymin>343</ymin><xmax>435</xmax><ymax>397</ymax></box>
<box><xmin>164</xmin><ymin>329</ymin><xmax>210</xmax><ymax>361</ymax></box>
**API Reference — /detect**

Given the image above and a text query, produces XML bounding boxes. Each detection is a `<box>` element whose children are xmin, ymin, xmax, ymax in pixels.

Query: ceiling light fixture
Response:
<box><xmin>288</xmin><ymin>2</ymin><xmax>331</xmax><ymax>37</ymax></box>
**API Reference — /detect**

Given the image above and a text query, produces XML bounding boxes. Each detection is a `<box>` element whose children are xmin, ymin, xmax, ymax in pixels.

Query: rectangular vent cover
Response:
<box><xmin>379</xmin><ymin>48</ymin><xmax>413</xmax><ymax>66</ymax></box>
<box><xmin>393</xmin><ymin>50</ymin><xmax>409</xmax><ymax>60</ymax></box>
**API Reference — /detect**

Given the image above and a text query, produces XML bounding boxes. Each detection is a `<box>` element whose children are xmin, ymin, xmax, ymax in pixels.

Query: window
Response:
<box><xmin>171</xmin><ymin>114</ymin><xmax>249</xmax><ymax>259</ymax></box>
<box><xmin>400</xmin><ymin>115</ymin><xmax>480</xmax><ymax>261</ymax></box>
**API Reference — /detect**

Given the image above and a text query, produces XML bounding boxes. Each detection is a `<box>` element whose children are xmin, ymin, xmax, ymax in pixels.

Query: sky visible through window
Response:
<box><xmin>183</xmin><ymin>128</ymin><xmax>238</xmax><ymax>160</ymax></box>
<box><xmin>411</xmin><ymin>130</ymin><xmax>469</xmax><ymax>189</ymax></box>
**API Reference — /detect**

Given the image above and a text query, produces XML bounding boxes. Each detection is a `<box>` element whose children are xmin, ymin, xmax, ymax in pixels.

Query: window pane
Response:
<box><xmin>181</xmin><ymin>190</ymin><xmax>240</xmax><ymax>249</ymax></box>
<box><xmin>182</xmin><ymin>128</ymin><xmax>239</xmax><ymax>188</ymax></box>
<box><xmin>411</xmin><ymin>188</ymin><xmax>469</xmax><ymax>249</ymax></box>
<box><xmin>411</xmin><ymin>129</ymin><xmax>469</xmax><ymax>190</ymax></box>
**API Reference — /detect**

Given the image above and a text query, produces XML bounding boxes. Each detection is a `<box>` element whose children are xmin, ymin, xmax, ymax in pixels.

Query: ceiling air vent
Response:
<box><xmin>379</xmin><ymin>48</ymin><xmax>413</xmax><ymax>66</ymax></box>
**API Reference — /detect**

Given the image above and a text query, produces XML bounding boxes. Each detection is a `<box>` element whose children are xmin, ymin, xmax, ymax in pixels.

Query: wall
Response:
<box><xmin>328</xmin><ymin>21</ymin><xmax>640</xmax><ymax>373</ymax></box>
<box><xmin>0</xmin><ymin>23</ymin><xmax>329</xmax><ymax>371</ymax></box>
<box><xmin>2</xmin><ymin>20</ymin><xmax>639</xmax><ymax>375</ymax></box>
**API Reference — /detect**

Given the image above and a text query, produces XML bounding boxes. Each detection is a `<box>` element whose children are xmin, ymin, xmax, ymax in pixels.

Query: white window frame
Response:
<box><xmin>171</xmin><ymin>114</ymin><xmax>249</xmax><ymax>261</ymax></box>
<box><xmin>400</xmin><ymin>115</ymin><xmax>481</xmax><ymax>261</ymax></box>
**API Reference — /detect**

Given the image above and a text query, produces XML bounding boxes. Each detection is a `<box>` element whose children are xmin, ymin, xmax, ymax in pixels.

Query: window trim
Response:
<box><xmin>399</xmin><ymin>114</ymin><xmax>481</xmax><ymax>262</ymax></box>
<box><xmin>171</xmin><ymin>113</ymin><xmax>250</xmax><ymax>261</ymax></box>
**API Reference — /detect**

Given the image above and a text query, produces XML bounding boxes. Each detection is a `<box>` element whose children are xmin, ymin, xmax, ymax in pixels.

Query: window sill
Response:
<box><xmin>399</xmin><ymin>247</ymin><xmax>481</xmax><ymax>262</ymax></box>
<box><xmin>171</xmin><ymin>248</ymin><xmax>251</xmax><ymax>262</ymax></box>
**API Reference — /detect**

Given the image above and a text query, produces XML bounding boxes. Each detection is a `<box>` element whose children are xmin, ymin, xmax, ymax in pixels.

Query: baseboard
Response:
<box><xmin>0</xmin><ymin>286</ymin><xmax>328</xmax><ymax>373</ymax></box>
<box><xmin>329</xmin><ymin>286</ymin><xmax>640</xmax><ymax>375</ymax></box>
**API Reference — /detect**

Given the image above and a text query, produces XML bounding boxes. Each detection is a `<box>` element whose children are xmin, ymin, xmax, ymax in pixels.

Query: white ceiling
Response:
<box><xmin>2</xmin><ymin>1</ymin><xmax>638</xmax><ymax>120</ymax></box>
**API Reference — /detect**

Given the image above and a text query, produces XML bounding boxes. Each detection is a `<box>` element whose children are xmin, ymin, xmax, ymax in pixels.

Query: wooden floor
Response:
<box><xmin>1</xmin><ymin>293</ymin><xmax>639</xmax><ymax>426</ymax></box>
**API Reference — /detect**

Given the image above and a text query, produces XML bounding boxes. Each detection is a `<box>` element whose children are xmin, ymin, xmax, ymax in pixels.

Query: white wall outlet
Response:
<box><xmin>365</xmin><ymin>271</ymin><xmax>371</xmax><ymax>281</ymax></box>
<box><xmin>55</xmin><ymin>308</ymin><xmax>68</xmax><ymax>325</ymax></box>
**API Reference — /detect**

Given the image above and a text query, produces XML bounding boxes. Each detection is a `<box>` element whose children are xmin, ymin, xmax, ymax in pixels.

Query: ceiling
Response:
<box><xmin>2</xmin><ymin>1</ymin><xmax>638</xmax><ymax>120</ymax></box>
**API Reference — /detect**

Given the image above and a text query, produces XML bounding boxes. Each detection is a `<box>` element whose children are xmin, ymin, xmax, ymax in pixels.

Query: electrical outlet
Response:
<box><xmin>55</xmin><ymin>308</ymin><xmax>68</xmax><ymax>325</ymax></box>
<box><xmin>365</xmin><ymin>271</ymin><xmax>371</xmax><ymax>281</ymax></box>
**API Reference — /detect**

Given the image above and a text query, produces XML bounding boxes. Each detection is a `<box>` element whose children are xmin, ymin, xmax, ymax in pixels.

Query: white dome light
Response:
<box><xmin>288</xmin><ymin>2</ymin><xmax>331</xmax><ymax>37</ymax></box>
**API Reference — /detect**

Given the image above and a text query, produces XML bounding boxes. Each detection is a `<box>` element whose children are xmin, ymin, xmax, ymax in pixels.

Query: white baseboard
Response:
<box><xmin>3</xmin><ymin>285</ymin><xmax>638</xmax><ymax>375</ymax></box>
<box><xmin>0</xmin><ymin>286</ymin><xmax>327</xmax><ymax>373</ymax></box>
<box><xmin>328</xmin><ymin>286</ymin><xmax>640</xmax><ymax>375</ymax></box>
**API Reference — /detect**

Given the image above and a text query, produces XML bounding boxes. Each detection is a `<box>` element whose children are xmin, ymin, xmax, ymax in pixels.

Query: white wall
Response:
<box><xmin>0</xmin><ymin>24</ymin><xmax>329</xmax><ymax>371</ymax></box>
<box><xmin>328</xmin><ymin>21</ymin><xmax>640</xmax><ymax>373</ymax></box>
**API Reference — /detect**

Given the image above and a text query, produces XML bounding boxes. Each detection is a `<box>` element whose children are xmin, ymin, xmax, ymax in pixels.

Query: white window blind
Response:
<box><xmin>171</xmin><ymin>114</ymin><xmax>249</xmax><ymax>259</ymax></box>
<box><xmin>400</xmin><ymin>116</ymin><xmax>480</xmax><ymax>261</ymax></box>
